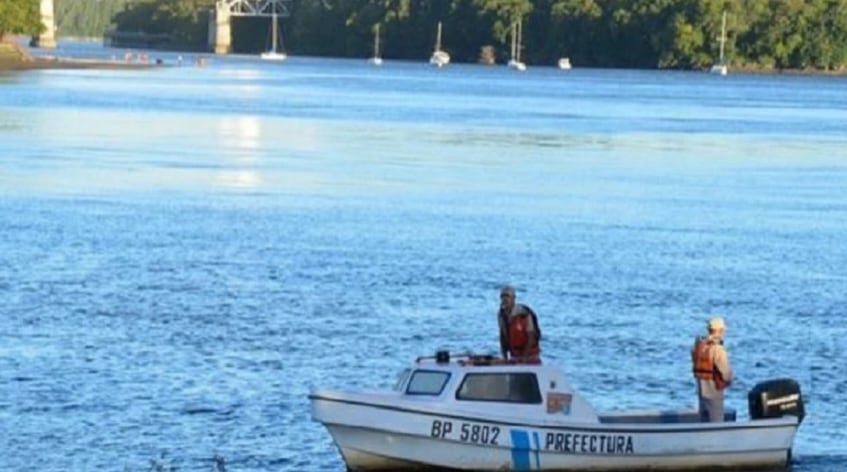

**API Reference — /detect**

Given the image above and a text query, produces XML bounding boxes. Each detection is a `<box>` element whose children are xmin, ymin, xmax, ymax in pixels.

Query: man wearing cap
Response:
<box><xmin>691</xmin><ymin>317</ymin><xmax>734</xmax><ymax>422</ymax></box>
<box><xmin>498</xmin><ymin>285</ymin><xmax>541</xmax><ymax>363</ymax></box>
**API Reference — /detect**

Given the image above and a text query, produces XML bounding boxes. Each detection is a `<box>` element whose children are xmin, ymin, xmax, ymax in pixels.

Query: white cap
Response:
<box><xmin>708</xmin><ymin>317</ymin><xmax>726</xmax><ymax>331</ymax></box>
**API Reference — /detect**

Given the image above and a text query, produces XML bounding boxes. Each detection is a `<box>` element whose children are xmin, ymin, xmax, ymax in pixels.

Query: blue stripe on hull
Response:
<box><xmin>510</xmin><ymin>429</ymin><xmax>531</xmax><ymax>471</ymax></box>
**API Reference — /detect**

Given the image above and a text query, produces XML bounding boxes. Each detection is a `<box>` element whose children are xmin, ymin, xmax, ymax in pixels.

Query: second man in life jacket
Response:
<box><xmin>498</xmin><ymin>285</ymin><xmax>541</xmax><ymax>363</ymax></box>
<box><xmin>691</xmin><ymin>316</ymin><xmax>734</xmax><ymax>422</ymax></box>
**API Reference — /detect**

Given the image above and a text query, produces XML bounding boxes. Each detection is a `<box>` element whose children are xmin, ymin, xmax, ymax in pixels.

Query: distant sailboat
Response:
<box><xmin>429</xmin><ymin>21</ymin><xmax>450</xmax><ymax>67</ymax></box>
<box><xmin>261</xmin><ymin>12</ymin><xmax>287</xmax><ymax>61</ymax></box>
<box><xmin>369</xmin><ymin>23</ymin><xmax>383</xmax><ymax>66</ymax></box>
<box><xmin>710</xmin><ymin>10</ymin><xmax>728</xmax><ymax>75</ymax></box>
<box><xmin>507</xmin><ymin>20</ymin><xmax>526</xmax><ymax>71</ymax></box>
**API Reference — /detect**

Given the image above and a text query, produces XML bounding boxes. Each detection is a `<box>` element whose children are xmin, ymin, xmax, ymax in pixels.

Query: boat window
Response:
<box><xmin>456</xmin><ymin>373</ymin><xmax>542</xmax><ymax>404</ymax></box>
<box><xmin>393</xmin><ymin>368</ymin><xmax>411</xmax><ymax>392</ymax></box>
<box><xmin>406</xmin><ymin>370</ymin><xmax>450</xmax><ymax>396</ymax></box>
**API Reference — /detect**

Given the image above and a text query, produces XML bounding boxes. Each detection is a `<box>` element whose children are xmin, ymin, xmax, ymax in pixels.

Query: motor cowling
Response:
<box><xmin>747</xmin><ymin>378</ymin><xmax>804</xmax><ymax>424</ymax></box>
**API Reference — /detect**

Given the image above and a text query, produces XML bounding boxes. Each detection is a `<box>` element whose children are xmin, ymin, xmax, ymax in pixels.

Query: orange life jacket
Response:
<box><xmin>508</xmin><ymin>314</ymin><xmax>540</xmax><ymax>358</ymax></box>
<box><xmin>692</xmin><ymin>336</ymin><xmax>728</xmax><ymax>389</ymax></box>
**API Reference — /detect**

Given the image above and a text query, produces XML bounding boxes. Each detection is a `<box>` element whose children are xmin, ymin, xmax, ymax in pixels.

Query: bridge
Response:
<box><xmin>30</xmin><ymin>0</ymin><xmax>291</xmax><ymax>54</ymax></box>
<box><xmin>209</xmin><ymin>0</ymin><xmax>292</xmax><ymax>53</ymax></box>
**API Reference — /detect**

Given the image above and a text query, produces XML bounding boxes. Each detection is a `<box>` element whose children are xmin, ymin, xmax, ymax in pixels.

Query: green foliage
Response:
<box><xmin>55</xmin><ymin>0</ymin><xmax>847</xmax><ymax>71</ymax></box>
<box><xmin>0</xmin><ymin>0</ymin><xmax>43</xmax><ymax>37</ymax></box>
<box><xmin>55</xmin><ymin>0</ymin><xmax>131</xmax><ymax>37</ymax></box>
<box><xmin>110</xmin><ymin>0</ymin><xmax>214</xmax><ymax>49</ymax></box>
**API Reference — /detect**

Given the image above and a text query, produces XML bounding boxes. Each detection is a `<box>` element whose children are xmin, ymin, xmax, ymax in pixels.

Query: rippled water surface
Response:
<box><xmin>1</xmin><ymin>42</ymin><xmax>846</xmax><ymax>472</ymax></box>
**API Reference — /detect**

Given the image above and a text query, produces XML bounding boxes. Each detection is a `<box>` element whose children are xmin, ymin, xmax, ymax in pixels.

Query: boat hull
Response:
<box><xmin>312</xmin><ymin>392</ymin><xmax>798</xmax><ymax>471</ymax></box>
<box><xmin>710</xmin><ymin>64</ymin><xmax>728</xmax><ymax>75</ymax></box>
<box><xmin>507</xmin><ymin>59</ymin><xmax>527</xmax><ymax>71</ymax></box>
<box><xmin>260</xmin><ymin>53</ymin><xmax>287</xmax><ymax>61</ymax></box>
<box><xmin>430</xmin><ymin>51</ymin><xmax>450</xmax><ymax>68</ymax></box>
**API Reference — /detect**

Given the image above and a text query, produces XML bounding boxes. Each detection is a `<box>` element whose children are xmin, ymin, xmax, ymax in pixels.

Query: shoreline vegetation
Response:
<box><xmin>100</xmin><ymin>0</ymin><xmax>847</xmax><ymax>73</ymax></box>
<box><xmin>3</xmin><ymin>38</ymin><xmax>846</xmax><ymax>76</ymax></box>
<box><xmin>5</xmin><ymin>1</ymin><xmax>847</xmax><ymax>74</ymax></box>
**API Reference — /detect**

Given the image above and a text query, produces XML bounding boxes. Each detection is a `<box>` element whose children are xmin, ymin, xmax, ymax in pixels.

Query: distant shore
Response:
<box><xmin>4</xmin><ymin>36</ymin><xmax>846</xmax><ymax>76</ymax></box>
<box><xmin>728</xmin><ymin>64</ymin><xmax>847</xmax><ymax>76</ymax></box>
<box><xmin>0</xmin><ymin>56</ymin><xmax>162</xmax><ymax>71</ymax></box>
<box><xmin>0</xmin><ymin>37</ymin><xmax>165</xmax><ymax>72</ymax></box>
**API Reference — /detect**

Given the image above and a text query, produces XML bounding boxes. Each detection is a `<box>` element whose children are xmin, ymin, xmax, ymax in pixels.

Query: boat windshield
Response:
<box><xmin>456</xmin><ymin>373</ymin><xmax>542</xmax><ymax>404</ymax></box>
<box><xmin>406</xmin><ymin>370</ymin><xmax>450</xmax><ymax>396</ymax></box>
<box><xmin>393</xmin><ymin>368</ymin><xmax>411</xmax><ymax>392</ymax></box>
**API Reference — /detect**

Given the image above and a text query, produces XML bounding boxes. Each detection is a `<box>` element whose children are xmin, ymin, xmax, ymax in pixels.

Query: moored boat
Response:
<box><xmin>507</xmin><ymin>20</ymin><xmax>527</xmax><ymax>72</ymax></box>
<box><xmin>310</xmin><ymin>351</ymin><xmax>804</xmax><ymax>471</ymax></box>
<box><xmin>429</xmin><ymin>21</ymin><xmax>450</xmax><ymax>68</ymax></box>
<box><xmin>260</xmin><ymin>12</ymin><xmax>286</xmax><ymax>61</ymax></box>
<box><xmin>369</xmin><ymin>23</ymin><xmax>383</xmax><ymax>66</ymax></box>
<box><xmin>710</xmin><ymin>10</ymin><xmax>729</xmax><ymax>75</ymax></box>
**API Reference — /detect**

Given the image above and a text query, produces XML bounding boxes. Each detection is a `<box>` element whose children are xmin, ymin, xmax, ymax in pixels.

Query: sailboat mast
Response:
<box><xmin>719</xmin><ymin>10</ymin><xmax>726</xmax><ymax>62</ymax></box>
<box><xmin>435</xmin><ymin>21</ymin><xmax>442</xmax><ymax>52</ymax></box>
<box><xmin>271</xmin><ymin>12</ymin><xmax>278</xmax><ymax>52</ymax></box>
<box><xmin>517</xmin><ymin>20</ymin><xmax>522</xmax><ymax>62</ymax></box>
<box><xmin>375</xmin><ymin>23</ymin><xmax>380</xmax><ymax>57</ymax></box>
<box><xmin>510</xmin><ymin>22</ymin><xmax>516</xmax><ymax>60</ymax></box>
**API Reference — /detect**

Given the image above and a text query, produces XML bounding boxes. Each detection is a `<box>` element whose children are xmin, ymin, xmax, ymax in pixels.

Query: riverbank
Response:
<box><xmin>0</xmin><ymin>38</ymin><xmax>162</xmax><ymax>72</ymax></box>
<box><xmin>0</xmin><ymin>56</ymin><xmax>162</xmax><ymax>71</ymax></box>
<box><xmin>728</xmin><ymin>63</ymin><xmax>847</xmax><ymax>76</ymax></box>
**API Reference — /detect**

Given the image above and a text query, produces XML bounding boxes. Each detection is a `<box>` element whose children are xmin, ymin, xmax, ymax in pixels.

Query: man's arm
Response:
<box><xmin>521</xmin><ymin>313</ymin><xmax>537</xmax><ymax>358</ymax></box>
<box><xmin>714</xmin><ymin>346</ymin><xmax>733</xmax><ymax>384</ymax></box>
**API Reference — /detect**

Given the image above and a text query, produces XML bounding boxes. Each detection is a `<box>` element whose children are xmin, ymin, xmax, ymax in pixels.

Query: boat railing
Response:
<box><xmin>416</xmin><ymin>351</ymin><xmax>540</xmax><ymax>366</ymax></box>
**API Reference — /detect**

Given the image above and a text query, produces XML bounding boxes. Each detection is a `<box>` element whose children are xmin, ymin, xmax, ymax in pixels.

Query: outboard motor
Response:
<box><xmin>747</xmin><ymin>378</ymin><xmax>804</xmax><ymax>424</ymax></box>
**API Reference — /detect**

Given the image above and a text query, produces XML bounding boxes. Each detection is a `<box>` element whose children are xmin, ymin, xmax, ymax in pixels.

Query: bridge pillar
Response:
<box><xmin>31</xmin><ymin>0</ymin><xmax>57</xmax><ymax>49</ymax></box>
<box><xmin>208</xmin><ymin>2</ymin><xmax>231</xmax><ymax>54</ymax></box>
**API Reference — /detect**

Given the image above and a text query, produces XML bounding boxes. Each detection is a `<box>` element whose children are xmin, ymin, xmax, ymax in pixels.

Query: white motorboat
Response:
<box><xmin>429</xmin><ymin>21</ymin><xmax>450</xmax><ymax>68</ymax></box>
<box><xmin>558</xmin><ymin>57</ymin><xmax>572</xmax><ymax>70</ymax></box>
<box><xmin>260</xmin><ymin>12</ymin><xmax>286</xmax><ymax>61</ymax></box>
<box><xmin>710</xmin><ymin>10</ymin><xmax>728</xmax><ymax>75</ymax></box>
<box><xmin>310</xmin><ymin>351</ymin><xmax>804</xmax><ymax>471</ymax></box>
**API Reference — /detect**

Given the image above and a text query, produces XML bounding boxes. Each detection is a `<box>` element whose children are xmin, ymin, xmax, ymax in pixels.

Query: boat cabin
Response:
<box><xmin>393</xmin><ymin>352</ymin><xmax>601</xmax><ymax>423</ymax></box>
<box><xmin>390</xmin><ymin>351</ymin><xmax>770</xmax><ymax>425</ymax></box>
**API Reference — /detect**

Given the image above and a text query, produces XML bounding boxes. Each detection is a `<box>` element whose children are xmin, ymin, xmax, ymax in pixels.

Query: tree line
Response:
<box><xmin>0</xmin><ymin>0</ymin><xmax>42</xmax><ymax>38</ymax></box>
<box><xmin>12</xmin><ymin>0</ymin><xmax>847</xmax><ymax>71</ymax></box>
<box><xmin>54</xmin><ymin>0</ymin><xmax>132</xmax><ymax>38</ymax></box>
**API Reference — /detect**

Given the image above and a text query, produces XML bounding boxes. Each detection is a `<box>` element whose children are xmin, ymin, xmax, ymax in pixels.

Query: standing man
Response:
<box><xmin>692</xmin><ymin>316</ymin><xmax>734</xmax><ymax>422</ymax></box>
<box><xmin>497</xmin><ymin>285</ymin><xmax>541</xmax><ymax>363</ymax></box>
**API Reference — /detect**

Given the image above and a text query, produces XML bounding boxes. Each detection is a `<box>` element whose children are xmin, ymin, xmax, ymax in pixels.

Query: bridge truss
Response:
<box><xmin>219</xmin><ymin>0</ymin><xmax>292</xmax><ymax>17</ymax></box>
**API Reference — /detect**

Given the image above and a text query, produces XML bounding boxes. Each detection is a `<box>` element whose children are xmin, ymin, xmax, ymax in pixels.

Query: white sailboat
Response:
<box><xmin>507</xmin><ymin>20</ymin><xmax>526</xmax><ymax>71</ymax></box>
<box><xmin>261</xmin><ymin>12</ymin><xmax>287</xmax><ymax>61</ymax></box>
<box><xmin>369</xmin><ymin>23</ymin><xmax>383</xmax><ymax>66</ymax></box>
<box><xmin>429</xmin><ymin>21</ymin><xmax>450</xmax><ymax>68</ymax></box>
<box><xmin>710</xmin><ymin>10</ymin><xmax>728</xmax><ymax>75</ymax></box>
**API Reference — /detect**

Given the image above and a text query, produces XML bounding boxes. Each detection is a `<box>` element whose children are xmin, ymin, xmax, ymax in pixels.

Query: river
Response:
<box><xmin>1</xmin><ymin>41</ymin><xmax>846</xmax><ymax>471</ymax></box>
